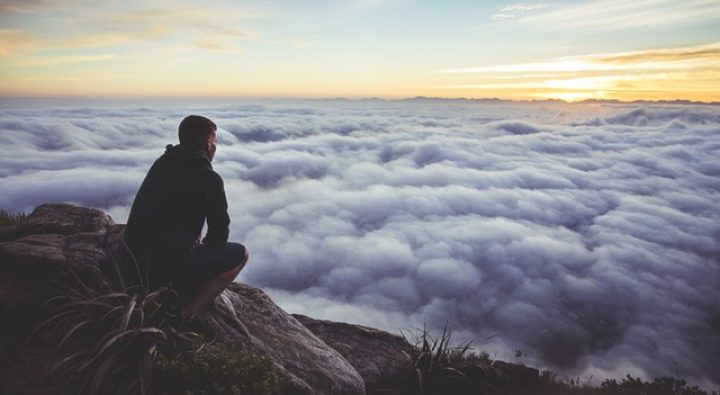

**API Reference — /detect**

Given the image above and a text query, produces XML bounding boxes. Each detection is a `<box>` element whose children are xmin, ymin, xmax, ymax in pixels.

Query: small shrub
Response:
<box><xmin>155</xmin><ymin>341</ymin><xmax>283</xmax><ymax>395</ymax></box>
<box><xmin>0</xmin><ymin>209</ymin><xmax>28</xmax><ymax>225</ymax></box>
<box><xmin>398</xmin><ymin>328</ymin><xmax>719</xmax><ymax>395</ymax></box>
<box><xmin>600</xmin><ymin>375</ymin><xmax>714</xmax><ymax>395</ymax></box>
<box><xmin>35</xmin><ymin>268</ymin><xmax>201</xmax><ymax>394</ymax></box>
<box><xmin>401</xmin><ymin>325</ymin><xmax>491</xmax><ymax>395</ymax></box>
<box><xmin>33</xmin><ymin>239</ymin><xmax>207</xmax><ymax>394</ymax></box>
<box><xmin>537</xmin><ymin>372</ymin><xmax>717</xmax><ymax>395</ymax></box>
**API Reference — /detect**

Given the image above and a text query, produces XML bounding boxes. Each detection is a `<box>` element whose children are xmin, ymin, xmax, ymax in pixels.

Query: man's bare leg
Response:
<box><xmin>181</xmin><ymin>248</ymin><xmax>248</xmax><ymax>321</ymax></box>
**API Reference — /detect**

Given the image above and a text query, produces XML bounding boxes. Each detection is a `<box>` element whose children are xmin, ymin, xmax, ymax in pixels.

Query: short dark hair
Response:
<box><xmin>178</xmin><ymin>115</ymin><xmax>217</xmax><ymax>147</ymax></box>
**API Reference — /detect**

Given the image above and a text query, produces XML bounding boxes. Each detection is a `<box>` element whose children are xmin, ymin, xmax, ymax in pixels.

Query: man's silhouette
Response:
<box><xmin>124</xmin><ymin>115</ymin><xmax>248</xmax><ymax>320</ymax></box>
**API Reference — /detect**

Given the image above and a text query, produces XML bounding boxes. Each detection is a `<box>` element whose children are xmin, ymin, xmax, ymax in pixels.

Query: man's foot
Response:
<box><xmin>180</xmin><ymin>304</ymin><xmax>201</xmax><ymax>321</ymax></box>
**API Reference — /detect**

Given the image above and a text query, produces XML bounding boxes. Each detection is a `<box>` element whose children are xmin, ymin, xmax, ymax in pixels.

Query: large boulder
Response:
<box><xmin>293</xmin><ymin>314</ymin><xmax>416</xmax><ymax>393</ymax></box>
<box><xmin>0</xmin><ymin>205</ymin><xmax>121</xmax><ymax>311</ymax></box>
<box><xmin>0</xmin><ymin>204</ymin><xmax>114</xmax><ymax>242</ymax></box>
<box><xmin>200</xmin><ymin>284</ymin><xmax>365</xmax><ymax>394</ymax></box>
<box><xmin>0</xmin><ymin>204</ymin><xmax>365</xmax><ymax>395</ymax></box>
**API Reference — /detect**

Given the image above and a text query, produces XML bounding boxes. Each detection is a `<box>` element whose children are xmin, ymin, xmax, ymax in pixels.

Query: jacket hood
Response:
<box><xmin>163</xmin><ymin>143</ymin><xmax>212</xmax><ymax>169</ymax></box>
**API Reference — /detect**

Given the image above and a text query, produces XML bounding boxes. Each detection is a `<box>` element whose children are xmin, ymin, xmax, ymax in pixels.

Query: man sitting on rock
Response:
<box><xmin>124</xmin><ymin>115</ymin><xmax>248</xmax><ymax>321</ymax></box>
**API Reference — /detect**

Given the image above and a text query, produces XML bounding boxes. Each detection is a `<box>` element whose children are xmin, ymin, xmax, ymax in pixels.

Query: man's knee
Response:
<box><xmin>231</xmin><ymin>246</ymin><xmax>249</xmax><ymax>275</ymax></box>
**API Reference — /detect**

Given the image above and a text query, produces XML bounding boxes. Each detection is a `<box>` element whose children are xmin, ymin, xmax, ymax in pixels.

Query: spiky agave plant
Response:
<box><xmin>402</xmin><ymin>325</ymin><xmax>489</xmax><ymax>395</ymax></box>
<box><xmin>32</xmin><ymin>240</ymin><xmax>207</xmax><ymax>395</ymax></box>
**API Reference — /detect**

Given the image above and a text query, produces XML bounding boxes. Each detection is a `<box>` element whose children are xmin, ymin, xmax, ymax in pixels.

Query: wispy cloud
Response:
<box><xmin>436</xmin><ymin>42</ymin><xmax>720</xmax><ymax>101</ymax></box>
<box><xmin>491</xmin><ymin>3</ymin><xmax>547</xmax><ymax>21</ymax></box>
<box><xmin>83</xmin><ymin>6</ymin><xmax>261</xmax><ymax>49</ymax></box>
<box><xmin>32</xmin><ymin>53</ymin><xmax>118</xmax><ymax>66</ymax></box>
<box><xmin>0</xmin><ymin>29</ymin><xmax>36</xmax><ymax>55</ymax></box>
<box><xmin>58</xmin><ymin>34</ymin><xmax>145</xmax><ymax>49</ymax></box>
<box><xmin>499</xmin><ymin>3</ymin><xmax>547</xmax><ymax>13</ymax></box>
<box><xmin>4</xmin><ymin>4</ymin><xmax>264</xmax><ymax>53</ymax></box>
<box><xmin>596</xmin><ymin>45</ymin><xmax>720</xmax><ymax>64</ymax></box>
<box><xmin>441</xmin><ymin>42</ymin><xmax>720</xmax><ymax>74</ymax></box>
<box><xmin>0</xmin><ymin>0</ymin><xmax>55</xmax><ymax>14</ymax></box>
<box><xmin>491</xmin><ymin>13</ymin><xmax>514</xmax><ymax>21</ymax></box>
<box><xmin>520</xmin><ymin>0</ymin><xmax>720</xmax><ymax>31</ymax></box>
<box><xmin>0</xmin><ymin>3</ymin><xmax>267</xmax><ymax>71</ymax></box>
<box><xmin>194</xmin><ymin>37</ymin><xmax>245</xmax><ymax>52</ymax></box>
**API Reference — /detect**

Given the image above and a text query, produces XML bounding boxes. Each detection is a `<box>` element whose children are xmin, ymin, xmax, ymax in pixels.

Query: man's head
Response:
<box><xmin>179</xmin><ymin>115</ymin><xmax>218</xmax><ymax>161</ymax></box>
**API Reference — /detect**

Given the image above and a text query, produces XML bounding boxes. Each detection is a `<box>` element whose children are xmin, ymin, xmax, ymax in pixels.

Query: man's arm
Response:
<box><xmin>202</xmin><ymin>172</ymin><xmax>230</xmax><ymax>245</ymax></box>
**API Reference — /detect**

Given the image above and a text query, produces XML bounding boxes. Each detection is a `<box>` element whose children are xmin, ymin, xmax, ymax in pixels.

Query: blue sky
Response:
<box><xmin>1</xmin><ymin>0</ymin><xmax>719</xmax><ymax>100</ymax></box>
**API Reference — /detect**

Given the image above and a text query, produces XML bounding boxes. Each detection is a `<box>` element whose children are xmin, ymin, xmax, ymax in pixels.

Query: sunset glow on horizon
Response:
<box><xmin>1</xmin><ymin>0</ymin><xmax>719</xmax><ymax>102</ymax></box>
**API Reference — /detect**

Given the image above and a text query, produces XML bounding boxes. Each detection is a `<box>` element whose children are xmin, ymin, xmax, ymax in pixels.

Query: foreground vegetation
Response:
<box><xmin>156</xmin><ymin>340</ymin><xmax>282</xmax><ymax>394</ymax></box>
<box><xmin>385</xmin><ymin>327</ymin><xmax>718</xmax><ymax>395</ymax></box>
<box><xmin>543</xmin><ymin>375</ymin><xmax>717</xmax><ymax>395</ymax></box>
<box><xmin>0</xmin><ymin>209</ymin><xmax>27</xmax><ymax>225</ymax></box>
<box><xmin>33</xmin><ymin>238</ymin><xmax>282</xmax><ymax>394</ymax></box>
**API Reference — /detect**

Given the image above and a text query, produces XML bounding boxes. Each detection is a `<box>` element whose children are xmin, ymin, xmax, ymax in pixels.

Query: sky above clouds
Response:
<box><xmin>1</xmin><ymin>0</ymin><xmax>719</xmax><ymax>101</ymax></box>
<box><xmin>1</xmin><ymin>99</ymin><xmax>719</xmax><ymax>389</ymax></box>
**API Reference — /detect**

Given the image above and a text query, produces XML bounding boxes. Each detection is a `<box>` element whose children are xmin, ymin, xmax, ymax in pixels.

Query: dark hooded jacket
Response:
<box><xmin>124</xmin><ymin>143</ymin><xmax>230</xmax><ymax>289</ymax></box>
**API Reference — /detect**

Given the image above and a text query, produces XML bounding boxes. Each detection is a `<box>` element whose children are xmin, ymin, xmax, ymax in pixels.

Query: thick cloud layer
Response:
<box><xmin>1</xmin><ymin>99</ymin><xmax>719</xmax><ymax>388</ymax></box>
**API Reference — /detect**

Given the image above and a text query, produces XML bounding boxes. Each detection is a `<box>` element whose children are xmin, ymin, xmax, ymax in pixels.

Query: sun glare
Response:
<box><xmin>538</xmin><ymin>91</ymin><xmax>607</xmax><ymax>102</ymax></box>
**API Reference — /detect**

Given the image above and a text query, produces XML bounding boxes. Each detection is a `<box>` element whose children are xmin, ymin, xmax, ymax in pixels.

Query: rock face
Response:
<box><xmin>0</xmin><ymin>204</ymin><xmax>114</xmax><ymax>242</ymax></box>
<box><xmin>293</xmin><ymin>314</ymin><xmax>416</xmax><ymax>392</ymax></box>
<box><xmin>0</xmin><ymin>204</ymin><xmax>365</xmax><ymax>395</ymax></box>
<box><xmin>203</xmin><ymin>284</ymin><xmax>365</xmax><ymax>395</ymax></box>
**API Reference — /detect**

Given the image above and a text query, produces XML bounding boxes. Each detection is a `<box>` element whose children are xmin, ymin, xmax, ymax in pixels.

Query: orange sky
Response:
<box><xmin>1</xmin><ymin>0</ymin><xmax>719</xmax><ymax>101</ymax></box>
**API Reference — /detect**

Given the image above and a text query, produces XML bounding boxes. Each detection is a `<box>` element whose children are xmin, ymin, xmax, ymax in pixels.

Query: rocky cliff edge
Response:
<box><xmin>0</xmin><ymin>204</ymin><xmax>538</xmax><ymax>395</ymax></box>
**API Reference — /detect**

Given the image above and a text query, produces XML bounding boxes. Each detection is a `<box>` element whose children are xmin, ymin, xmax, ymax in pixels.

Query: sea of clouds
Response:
<box><xmin>1</xmin><ymin>98</ymin><xmax>719</xmax><ymax>388</ymax></box>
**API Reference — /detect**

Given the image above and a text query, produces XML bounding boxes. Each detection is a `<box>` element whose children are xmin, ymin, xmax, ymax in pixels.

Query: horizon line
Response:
<box><xmin>1</xmin><ymin>95</ymin><xmax>719</xmax><ymax>106</ymax></box>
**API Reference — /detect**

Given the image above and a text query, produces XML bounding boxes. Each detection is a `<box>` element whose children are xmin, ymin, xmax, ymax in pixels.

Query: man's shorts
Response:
<box><xmin>173</xmin><ymin>242</ymin><xmax>247</xmax><ymax>292</ymax></box>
